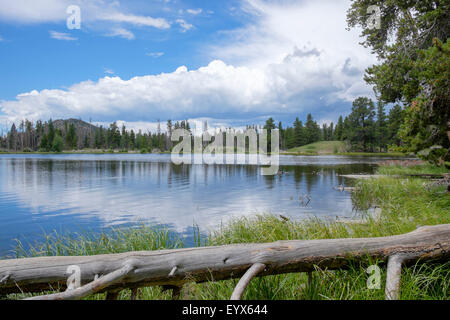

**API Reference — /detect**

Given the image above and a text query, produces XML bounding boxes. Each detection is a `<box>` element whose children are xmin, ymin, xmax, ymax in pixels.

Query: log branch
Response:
<box><xmin>385</xmin><ymin>255</ymin><xmax>405</xmax><ymax>300</ymax></box>
<box><xmin>231</xmin><ymin>263</ymin><xmax>266</xmax><ymax>300</ymax></box>
<box><xmin>24</xmin><ymin>263</ymin><xmax>135</xmax><ymax>300</ymax></box>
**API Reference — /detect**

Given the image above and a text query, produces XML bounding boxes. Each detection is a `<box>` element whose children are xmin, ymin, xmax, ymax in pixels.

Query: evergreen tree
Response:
<box><xmin>329</xmin><ymin>122</ymin><xmax>334</xmax><ymax>141</ymax></box>
<box><xmin>347</xmin><ymin>97</ymin><xmax>376</xmax><ymax>152</ymax></box>
<box><xmin>335</xmin><ymin>116</ymin><xmax>344</xmax><ymax>141</ymax></box>
<box><xmin>293</xmin><ymin>118</ymin><xmax>306</xmax><ymax>147</ymax></box>
<box><xmin>8</xmin><ymin>123</ymin><xmax>17</xmax><ymax>151</ymax></box>
<box><xmin>304</xmin><ymin>114</ymin><xmax>320</xmax><ymax>144</ymax></box>
<box><xmin>387</xmin><ymin>105</ymin><xmax>404</xmax><ymax>147</ymax></box>
<box><xmin>263</xmin><ymin>117</ymin><xmax>276</xmax><ymax>151</ymax></box>
<box><xmin>65</xmin><ymin>123</ymin><xmax>78</xmax><ymax>150</ymax></box>
<box><xmin>375</xmin><ymin>101</ymin><xmax>388</xmax><ymax>152</ymax></box>
<box><xmin>47</xmin><ymin>119</ymin><xmax>55</xmax><ymax>149</ymax></box>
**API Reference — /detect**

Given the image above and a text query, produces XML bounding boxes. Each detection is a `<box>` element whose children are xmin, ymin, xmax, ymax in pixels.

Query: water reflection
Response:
<box><xmin>0</xmin><ymin>154</ymin><xmax>389</xmax><ymax>256</ymax></box>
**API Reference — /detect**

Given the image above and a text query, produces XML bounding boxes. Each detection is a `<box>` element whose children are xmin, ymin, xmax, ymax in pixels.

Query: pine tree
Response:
<box><xmin>375</xmin><ymin>101</ymin><xmax>388</xmax><ymax>152</ymax></box>
<box><xmin>387</xmin><ymin>105</ymin><xmax>404</xmax><ymax>147</ymax></box>
<box><xmin>347</xmin><ymin>97</ymin><xmax>376</xmax><ymax>152</ymax></box>
<box><xmin>335</xmin><ymin>116</ymin><xmax>344</xmax><ymax>140</ymax></box>
<box><xmin>304</xmin><ymin>114</ymin><xmax>320</xmax><ymax>144</ymax></box>
<box><xmin>293</xmin><ymin>118</ymin><xmax>306</xmax><ymax>147</ymax></box>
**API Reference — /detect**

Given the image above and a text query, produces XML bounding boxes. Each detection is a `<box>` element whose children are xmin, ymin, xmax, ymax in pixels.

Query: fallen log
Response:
<box><xmin>0</xmin><ymin>224</ymin><xmax>449</xmax><ymax>300</ymax></box>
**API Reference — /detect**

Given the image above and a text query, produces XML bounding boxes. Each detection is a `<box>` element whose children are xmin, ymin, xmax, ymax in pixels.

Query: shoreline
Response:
<box><xmin>0</xmin><ymin>150</ymin><xmax>412</xmax><ymax>157</ymax></box>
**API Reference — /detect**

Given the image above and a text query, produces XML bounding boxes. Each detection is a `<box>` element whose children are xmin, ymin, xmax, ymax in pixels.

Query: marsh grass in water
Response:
<box><xmin>13</xmin><ymin>225</ymin><xmax>183</xmax><ymax>258</ymax></box>
<box><xmin>377</xmin><ymin>164</ymin><xmax>449</xmax><ymax>176</ymax></box>
<box><xmin>5</xmin><ymin>164</ymin><xmax>450</xmax><ymax>300</ymax></box>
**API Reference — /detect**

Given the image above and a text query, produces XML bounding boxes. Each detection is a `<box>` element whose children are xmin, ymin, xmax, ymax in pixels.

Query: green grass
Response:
<box><xmin>12</xmin><ymin>226</ymin><xmax>183</xmax><ymax>258</ymax></box>
<box><xmin>286</xmin><ymin>141</ymin><xmax>348</xmax><ymax>154</ymax></box>
<box><xmin>284</xmin><ymin>141</ymin><xmax>408</xmax><ymax>157</ymax></box>
<box><xmin>4</xmin><ymin>164</ymin><xmax>449</xmax><ymax>300</ymax></box>
<box><xmin>334</xmin><ymin>152</ymin><xmax>407</xmax><ymax>157</ymax></box>
<box><xmin>377</xmin><ymin>164</ymin><xmax>449</xmax><ymax>176</ymax></box>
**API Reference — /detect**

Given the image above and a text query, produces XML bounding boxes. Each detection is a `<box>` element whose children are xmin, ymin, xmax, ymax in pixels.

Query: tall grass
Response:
<box><xmin>5</xmin><ymin>165</ymin><xmax>450</xmax><ymax>300</ymax></box>
<box><xmin>14</xmin><ymin>225</ymin><xmax>183</xmax><ymax>258</ymax></box>
<box><xmin>377</xmin><ymin>164</ymin><xmax>449</xmax><ymax>175</ymax></box>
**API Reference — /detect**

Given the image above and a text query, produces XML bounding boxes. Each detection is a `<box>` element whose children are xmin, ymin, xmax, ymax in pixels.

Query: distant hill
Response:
<box><xmin>52</xmin><ymin>119</ymin><xmax>99</xmax><ymax>133</ymax></box>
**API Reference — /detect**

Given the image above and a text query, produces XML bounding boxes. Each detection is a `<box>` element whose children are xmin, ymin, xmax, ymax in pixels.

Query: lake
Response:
<box><xmin>0</xmin><ymin>154</ymin><xmax>403</xmax><ymax>257</ymax></box>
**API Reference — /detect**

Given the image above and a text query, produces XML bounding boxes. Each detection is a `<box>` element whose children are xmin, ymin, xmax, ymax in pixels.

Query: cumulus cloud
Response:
<box><xmin>49</xmin><ymin>30</ymin><xmax>78</xmax><ymax>41</ymax></box>
<box><xmin>209</xmin><ymin>0</ymin><xmax>376</xmax><ymax>90</ymax></box>
<box><xmin>1</xmin><ymin>52</ymin><xmax>371</xmax><ymax>125</ymax></box>
<box><xmin>176</xmin><ymin>19</ymin><xmax>193</xmax><ymax>32</ymax></box>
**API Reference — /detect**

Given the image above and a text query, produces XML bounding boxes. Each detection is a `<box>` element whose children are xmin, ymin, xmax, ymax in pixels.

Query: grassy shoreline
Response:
<box><xmin>4</xmin><ymin>163</ymin><xmax>449</xmax><ymax>300</ymax></box>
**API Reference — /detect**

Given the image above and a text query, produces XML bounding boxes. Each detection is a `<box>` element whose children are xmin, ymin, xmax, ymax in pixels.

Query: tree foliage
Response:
<box><xmin>347</xmin><ymin>0</ymin><xmax>450</xmax><ymax>163</ymax></box>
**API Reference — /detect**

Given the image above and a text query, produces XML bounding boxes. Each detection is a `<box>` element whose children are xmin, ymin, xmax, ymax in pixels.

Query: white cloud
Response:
<box><xmin>147</xmin><ymin>52</ymin><xmax>164</xmax><ymax>58</ymax></box>
<box><xmin>0</xmin><ymin>0</ymin><xmax>170</xmax><ymax>38</ymax></box>
<box><xmin>99</xmin><ymin>12</ymin><xmax>170</xmax><ymax>29</ymax></box>
<box><xmin>209</xmin><ymin>0</ymin><xmax>376</xmax><ymax>98</ymax></box>
<box><xmin>0</xmin><ymin>0</ymin><xmax>69</xmax><ymax>24</ymax></box>
<box><xmin>176</xmin><ymin>19</ymin><xmax>193</xmax><ymax>32</ymax></box>
<box><xmin>107</xmin><ymin>28</ymin><xmax>135</xmax><ymax>40</ymax></box>
<box><xmin>186</xmin><ymin>8</ymin><xmax>202</xmax><ymax>15</ymax></box>
<box><xmin>49</xmin><ymin>30</ymin><xmax>78</xmax><ymax>41</ymax></box>
<box><xmin>0</xmin><ymin>54</ymin><xmax>370</xmax><ymax>124</ymax></box>
<box><xmin>104</xmin><ymin>68</ymin><xmax>115</xmax><ymax>75</ymax></box>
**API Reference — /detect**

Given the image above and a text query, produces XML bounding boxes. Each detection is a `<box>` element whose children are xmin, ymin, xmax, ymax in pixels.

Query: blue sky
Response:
<box><xmin>0</xmin><ymin>0</ymin><xmax>376</xmax><ymax>133</ymax></box>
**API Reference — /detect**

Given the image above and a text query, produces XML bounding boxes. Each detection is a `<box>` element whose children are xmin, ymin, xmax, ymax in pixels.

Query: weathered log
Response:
<box><xmin>1</xmin><ymin>224</ymin><xmax>449</xmax><ymax>297</ymax></box>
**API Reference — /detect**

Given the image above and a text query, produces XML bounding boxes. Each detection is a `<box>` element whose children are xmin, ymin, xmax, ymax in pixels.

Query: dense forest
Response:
<box><xmin>0</xmin><ymin>96</ymin><xmax>404</xmax><ymax>154</ymax></box>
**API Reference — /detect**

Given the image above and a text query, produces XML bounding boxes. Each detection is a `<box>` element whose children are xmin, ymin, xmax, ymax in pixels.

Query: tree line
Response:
<box><xmin>0</xmin><ymin>119</ymin><xmax>191</xmax><ymax>153</ymax></box>
<box><xmin>0</xmin><ymin>100</ymin><xmax>404</xmax><ymax>154</ymax></box>
<box><xmin>264</xmin><ymin>99</ymin><xmax>404</xmax><ymax>153</ymax></box>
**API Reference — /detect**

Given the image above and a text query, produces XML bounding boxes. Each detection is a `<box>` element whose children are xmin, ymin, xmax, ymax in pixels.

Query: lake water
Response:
<box><xmin>0</xmin><ymin>154</ymin><xmax>401</xmax><ymax>257</ymax></box>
